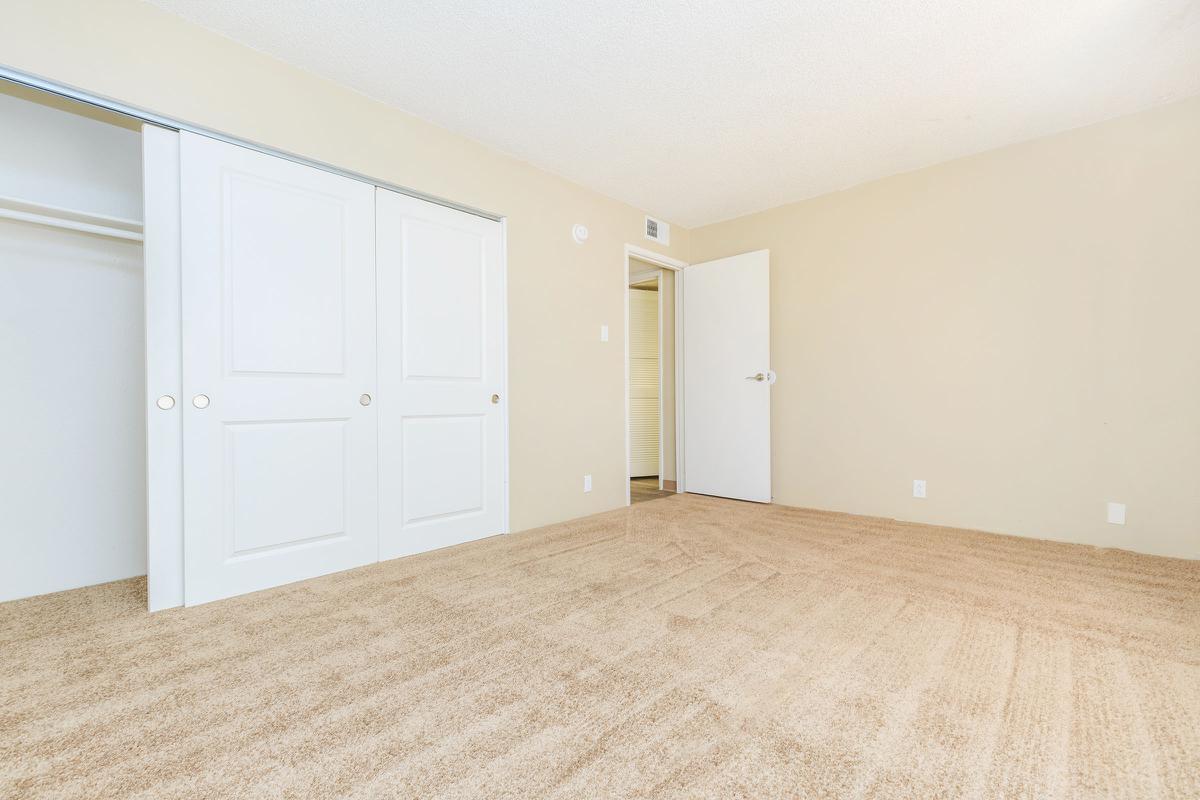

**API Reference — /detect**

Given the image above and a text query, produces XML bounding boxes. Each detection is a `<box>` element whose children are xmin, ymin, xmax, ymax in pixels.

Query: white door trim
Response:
<box><xmin>500</xmin><ymin>219</ymin><xmax>510</xmax><ymax>536</ymax></box>
<box><xmin>624</xmin><ymin>244</ymin><xmax>687</xmax><ymax>506</ymax></box>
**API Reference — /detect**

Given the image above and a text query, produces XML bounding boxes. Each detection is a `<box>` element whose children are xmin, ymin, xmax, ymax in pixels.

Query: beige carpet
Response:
<box><xmin>2</xmin><ymin>494</ymin><xmax>1198</xmax><ymax>799</ymax></box>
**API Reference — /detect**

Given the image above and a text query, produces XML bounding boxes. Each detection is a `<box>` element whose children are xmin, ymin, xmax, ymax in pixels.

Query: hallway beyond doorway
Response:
<box><xmin>630</xmin><ymin>476</ymin><xmax>674</xmax><ymax>504</ymax></box>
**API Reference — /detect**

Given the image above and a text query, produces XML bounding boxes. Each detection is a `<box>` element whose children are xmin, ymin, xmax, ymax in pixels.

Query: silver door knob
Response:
<box><xmin>491</xmin><ymin>393</ymin><xmax>500</xmax><ymax>405</ymax></box>
<box><xmin>192</xmin><ymin>394</ymin><xmax>210</xmax><ymax>409</ymax></box>
<box><xmin>156</xmin><ymin>395</ymin><xmax>176</xmax><ymax>410</ymax></box>
<box><xmin>745</xmin><ymin>373</ymin><xmax>766</xmax><ymax>382</ymax></box>
<box><xmin>360</xmin><ymin>393</ymin><xmax>372</xmax><ymax>406</ymax></box>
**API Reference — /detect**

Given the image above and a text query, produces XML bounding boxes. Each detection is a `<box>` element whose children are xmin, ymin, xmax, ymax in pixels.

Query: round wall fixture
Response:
<box><xmin>571</xmin><ymin>224</ymin><xmax>589</xmax><ymax>244</ymax></box>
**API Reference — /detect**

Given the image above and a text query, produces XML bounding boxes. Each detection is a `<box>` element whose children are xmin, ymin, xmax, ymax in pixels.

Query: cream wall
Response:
<box><xmin>0</xmin><ymin>0</ymin><xmax>688</xmax><ymax>532</ymax></box>
<box><xmin>690</xmin><ymin>97</ymin><xmax>1200</xmax><ymax>559</ymax></box>
<box><xmin>4</xmin><ymin>1</ymin><xmax>1194</xmax><ymax>558</ymax></box>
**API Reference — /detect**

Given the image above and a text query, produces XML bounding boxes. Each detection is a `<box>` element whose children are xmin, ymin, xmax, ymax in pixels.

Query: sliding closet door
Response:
<box><xmin>376</xmin><ymin>188</ymin><xmax>506</xmax><ymax>559</ymax></box>
<box><xmin>180</xmin><ymin>133</ymin><xmax>378</xmax><ymax>605</ymax></box>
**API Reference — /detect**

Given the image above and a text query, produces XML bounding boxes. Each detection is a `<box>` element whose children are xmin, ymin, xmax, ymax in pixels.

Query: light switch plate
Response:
<box><xmin>913</xmin><ymin>479</ymin><xmax>927</xmax><ymax>498</ymax></box>
<box><xmin>1107</xmin><ymin>502</ymin><xmax>1126</xmax><ymax>525</ymax></box>
<box><xmin>600</xmin><ymin>325</ymin><xmax>609</xmax><ymax>342</ymax></box>
<box><xmin>583</xmin><ymin>474</ymin><xmax>592</xmax><ymax>493</ymax></box>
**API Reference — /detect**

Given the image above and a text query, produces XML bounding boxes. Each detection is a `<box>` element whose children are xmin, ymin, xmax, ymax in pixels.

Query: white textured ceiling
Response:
<box><xmin>146</xmin><ymin>0</ymin><xmax>1200</xmax><ymax>227</ymax></box>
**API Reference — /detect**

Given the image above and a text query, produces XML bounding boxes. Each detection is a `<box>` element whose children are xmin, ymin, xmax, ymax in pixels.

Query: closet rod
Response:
<box><xmin>0</xmin><ymin>207</ymin><xmax>144</xmax><ymax>242</ymax></box>
<box><xmin>0</xmin><ymin>196</ymin><xmax>144</xmax><ymax>242</ymax></box>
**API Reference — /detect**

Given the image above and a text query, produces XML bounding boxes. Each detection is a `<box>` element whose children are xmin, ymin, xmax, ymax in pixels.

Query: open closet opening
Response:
<box><xmin>0</xmin><ymin>83</ymin><xmax>146</xmax><ymax>601</ymax></box>
<box><xmin>627</xmin><ymin>254</ymin><xmax>680</xmax><ymax>504</ymax></box>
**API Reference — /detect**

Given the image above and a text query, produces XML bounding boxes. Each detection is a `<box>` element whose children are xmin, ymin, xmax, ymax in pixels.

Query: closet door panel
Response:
<box><xmin>377</xmin><ymin>188</ymin><xmax>506</xmax><ymax>560</ymax></box>
<box><xmin>399</xmin><ymin>217</ymin><xmax>485</xmax><ymax>380</ymax></box>
<box><xmin>180</xmin><ymin>132</ymin><xmax>378</xmax><ymax>605</ymax></box>
<box><xmin>401</xmin><ymin>416</ymin><xmax>486</xmax><ymax>524</ymax></box>
<box><xmin>224</xmin><ymin>174</ymin><xmax>348</xmax><ymax>375</ymax></box>
<box><xmin>143</xmin><ymin>125</ymin><xmax>184</xmax><ymax>611</ymax></box>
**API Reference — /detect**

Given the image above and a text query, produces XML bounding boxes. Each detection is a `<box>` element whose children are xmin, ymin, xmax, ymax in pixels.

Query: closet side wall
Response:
<box><xmin>0</xmin><ymin>89</ymin><xmax>145</xmax><ymax>601</ymax></box>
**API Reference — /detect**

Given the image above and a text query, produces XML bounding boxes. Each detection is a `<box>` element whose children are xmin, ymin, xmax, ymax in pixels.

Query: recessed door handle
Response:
<box><xmin>192</xmin><ymin>394</ymin><xmax>210</xmax><ymax>409</ymax></box>
<box><xmin>360</xmin><ymin>393</ymin><xmax>372</xmax><ymax>406</ymax></box>
<box><xmin>156</xmin><ymin>395</ymin><xmax>175</xmax><ymax>410</ymax></box>
<box><xmin>491</xmin><ymin>393</ymin><xmax>500</xmax><ymax>405</ymax></box>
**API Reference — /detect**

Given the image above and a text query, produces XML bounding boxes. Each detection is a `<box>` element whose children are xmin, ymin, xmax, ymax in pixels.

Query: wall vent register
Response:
<box><xmin>644</xmin><ymin>215</ymin><xmax>670</xmax><ymax>245</ymax></box>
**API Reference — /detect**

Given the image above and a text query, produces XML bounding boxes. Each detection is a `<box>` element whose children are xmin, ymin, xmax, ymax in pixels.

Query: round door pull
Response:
<box><xmin>359</xmin><ymin>393</ymin><xmax>372</xmax><ymax>406</ymax></box>
<box><xmin>192</xmin><ymin>394</ymin><xmax>210</xmax><ymax>409</ymax></box>
<box><xmin>491</xmin><ymin>393</ymin><xmax>500</xmax><ymax>405</ymax></box>
<box><xmin>156</xmin><ymin>395</ymin><xmax>176</xmax><ymax>411</ymax></box>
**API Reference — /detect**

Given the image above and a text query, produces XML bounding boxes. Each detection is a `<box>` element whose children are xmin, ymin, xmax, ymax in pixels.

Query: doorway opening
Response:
<box><xmin>625</xmin><ymin>245</ymin><xmax>686</xmax><ymax>505</ymax></box>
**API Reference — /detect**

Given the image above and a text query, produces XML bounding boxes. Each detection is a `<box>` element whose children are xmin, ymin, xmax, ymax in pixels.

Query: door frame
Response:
<box><xmin>500</xmin><ymin>220</ymin><xmax>511</xmax><ymax>538</ymax></box>
<box><xmin>624</xmin><ymin>244</ymin><xmax>687</xmax><ymax>506</ymax></box>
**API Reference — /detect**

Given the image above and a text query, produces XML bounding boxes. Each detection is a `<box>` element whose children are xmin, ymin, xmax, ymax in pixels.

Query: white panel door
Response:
<box><xmin>376</xmin><ymin>188</ymin><xmax>506</xmax><ymax>560</ymax></box>
<box><xmin>180</xmin><ymin>132</ymin><xmax>378</xmax><ymax>605</ymax></box>
<box><xmin>683</xmin><ymin>250</ymin><xmax>771</xmax><ymax>502</ymax></box>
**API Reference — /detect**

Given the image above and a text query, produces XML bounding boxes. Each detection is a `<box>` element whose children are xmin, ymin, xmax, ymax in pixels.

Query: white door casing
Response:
<box><xmin>179</xmin><ymin>132</ymin><xmax>379</xmax><ymax>605</ymax></box>
<box><xmin>376</xmin><ymin>188</ymin><xmax>507</xmax><ymax>560</ymax></box>
<box><xmin>682</xmin><ymin>249</ymin><xmax>771</xmax><ymax>502</ymax></box>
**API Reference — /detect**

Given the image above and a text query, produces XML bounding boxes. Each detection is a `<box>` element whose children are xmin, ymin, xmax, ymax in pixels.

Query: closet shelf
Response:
<box><xmin>0</xmin><ymin>194</ymin><xmax>144</xmax><ymax>242</ymax></box>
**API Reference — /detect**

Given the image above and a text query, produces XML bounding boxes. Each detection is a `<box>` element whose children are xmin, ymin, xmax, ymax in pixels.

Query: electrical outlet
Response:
<box><xmin>583</xmin><ymin>474</ymin><xmax>592</xmax><ymax>493</ymax></box>
<box><xmin>600</xmin><ymin>325</ymin><xmax>609</xmax><ymax>342</ymax></box>
<box><xmin>1107</xmin><ymin>502</ymin><xmax>1126</xmax><ymax>525</ymax></box>
<box><xmin>913</xmin><ymin>479</ymin><xmax>926</xmax><ymax>499</ymax></box>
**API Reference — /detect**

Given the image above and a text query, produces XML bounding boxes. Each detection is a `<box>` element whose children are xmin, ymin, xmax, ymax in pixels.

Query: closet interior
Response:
<box><xmin>0</xmin><ymin>84</ymin><xmax>146</xmax><ymax>603</ymax></box>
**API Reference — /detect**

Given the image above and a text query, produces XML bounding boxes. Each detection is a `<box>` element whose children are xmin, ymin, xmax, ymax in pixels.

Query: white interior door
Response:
<box><xmin>180</xmin><ymin>132</ymin><xmax>378</xmax><ymax>605</ymax></box>
<box><xmin>682</xmin><ymin>249</ymin><xmax>771</xmax><ymax>502</ymax></box>
<box><xmin>376</xmin><ymin>188</ymin><xmax>506</xmax><ymax>560</ymax></box>
<box><xmin>629</xmin><ymin>285</ymin><xmax>660</xmax><ymax>477</ymax></box>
